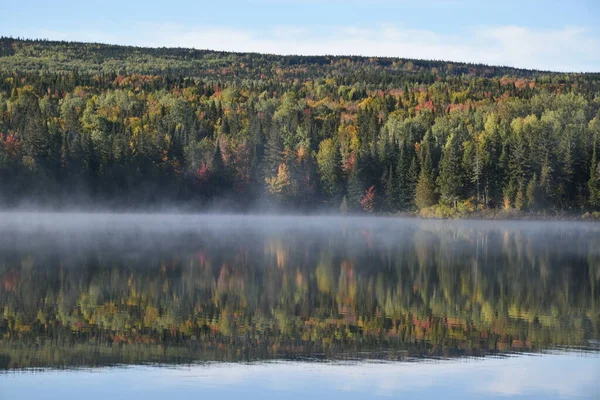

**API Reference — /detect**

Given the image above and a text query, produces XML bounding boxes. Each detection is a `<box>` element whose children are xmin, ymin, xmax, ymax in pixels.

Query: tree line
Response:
<box><xmin>1</xmin><ymin>38</ymin><xmax>600</xmax><ymax>213</ymax></box>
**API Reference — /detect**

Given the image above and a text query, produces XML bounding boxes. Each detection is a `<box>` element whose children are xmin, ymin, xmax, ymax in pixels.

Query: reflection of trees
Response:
<box><xmin>0</xmin><ymin>224</ymin><xmax>599</xmax><ymax>369</ymax></box>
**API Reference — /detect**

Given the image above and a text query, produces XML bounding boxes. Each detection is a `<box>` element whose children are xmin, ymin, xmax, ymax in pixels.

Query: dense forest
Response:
<box><xmin>1</xmin><ymin>37</ymin><xmax>600</xmax><ymax>214</ymax></box>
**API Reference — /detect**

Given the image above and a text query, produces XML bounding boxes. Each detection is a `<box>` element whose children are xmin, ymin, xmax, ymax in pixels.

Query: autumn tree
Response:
<box><xmin>266</xmin><ymin>163</ymin><xmax>293</xmax><ymax>203</ymax></box>
<box><xmin>316</xmin><ymin>138</ymin><xmax>342</xmax><ymax>199</ymax></box>
<box><xmin>360</xmin><ymin>185</ymin><xmax>376</xmax><ymax>213</ymax></box>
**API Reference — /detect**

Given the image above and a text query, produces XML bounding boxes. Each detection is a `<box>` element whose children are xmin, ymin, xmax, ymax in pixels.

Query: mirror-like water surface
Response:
<box><xmin>0</xmin><ymin>213</ymin><xmax>599</xmax><ymax>398</ymax></box>
<box><xmin>2</xmin><ymin>353</ymin><xmax>600</xmax><ymax>400</ymax></box>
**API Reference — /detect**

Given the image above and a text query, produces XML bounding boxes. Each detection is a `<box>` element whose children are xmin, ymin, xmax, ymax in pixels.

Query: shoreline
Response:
<box><xmin>0</xmin><ymin>206</ymin><xmax>599</xmax><ymax>222</ymax></box>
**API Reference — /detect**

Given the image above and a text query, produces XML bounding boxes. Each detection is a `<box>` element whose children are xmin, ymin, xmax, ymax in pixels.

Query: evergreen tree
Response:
<box><xmin>437</xmin><ymin>133</ymin><xmax>463</xmax><ymax>208</ymax></box>
<box><xmin>382</xmin><ymin>166</ymin><xmax>397</xmax><ymax>212</ymax></box>
<box><xmin>347</xmin><ymin>161</ymin><xmax>364</xmax><ymax>211</ymax></box>
<box><xmin>539</xmin><ymin>155</ymin><xmax>554</xmax><ymax>207</ymax></box>
<box><xmin>515</xmin><ymin>183</ymin><xmax>526</xmax><ymax>211</ymax></box>
<box><xmin>526</xmin><ymin>172</ymin><xmax>539</xmax><ymax>210</ymax></box>
<box><xmin>340</xmin><ymin>195</ymin><xmax>348</xmax><ymax>215</ymax></box>
<box><xmin>589</xmin><ymin>135</ymin><xmax>600</xmax><ymax>209</ymax></box>
<box><xmin>406</xmin><ymin>154</ymin><xmax>419</xmax><ymax>209</ymax></box>
<box><xmin>396</xmin><ymin>142</ymin><xmax>416</xmax><ymax>211</ymax></box>
<box><xmin>414</xmin><ymin>139</ymin><xmax>436</xmax><ymax>209</ymax></box>
<box><xmin>415</xmin><ymin>168</ymin><xmax>436</xmax><ymax>210</ymax></box>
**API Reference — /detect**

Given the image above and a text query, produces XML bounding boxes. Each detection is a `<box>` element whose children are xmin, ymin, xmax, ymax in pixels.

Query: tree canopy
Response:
<box><xmin>1</xmin><ymin>37</ymin><xmax>600</xmax><ymax>213</ymax></box>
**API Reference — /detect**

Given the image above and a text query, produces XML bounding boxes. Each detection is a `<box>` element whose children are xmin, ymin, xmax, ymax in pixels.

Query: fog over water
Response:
<box><xmin>1</xmin><ymin>211</ymin><xmax>599</xmax><ymax>250</ymax></box>
<box><xmin>0</xmin><ymin>212</ymin><xmax>598</xmax><ymax>398</ymax></box>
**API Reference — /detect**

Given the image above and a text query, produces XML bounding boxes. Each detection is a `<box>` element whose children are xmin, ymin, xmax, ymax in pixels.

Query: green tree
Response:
<box><xmin>316</xmin><ymin>138</ymin><xmax>342</xmax><ymax>199</ymax></box>
<box><xmin>437</xmin><ymin>133</ymin><xmax>463</xmax><ymax>208</ymax></box>
<box><xmin>589</xmin><ymin>134</ymin><xmax>600</xmax><ymax>209</ymax></box>
<box><xmin>414</xmin><ymin>140</ymin><xmax>437</xmax><ymax>209</ymax></box>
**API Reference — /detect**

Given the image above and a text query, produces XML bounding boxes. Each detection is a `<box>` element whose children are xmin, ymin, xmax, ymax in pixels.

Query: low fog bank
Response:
<box><xmin>0</xmin><ymin>189</ymin><xmax>345</xmax><ymax>217</ymax></box>
<box><xmin>2</xmin><ymin>210</ymin><xmax>600</xmax><ymax>233</ymax></box>
<box><xmin>1</xmin><ymin>211</ymin><xmax>599</xmax><ymax>256</ymax></box>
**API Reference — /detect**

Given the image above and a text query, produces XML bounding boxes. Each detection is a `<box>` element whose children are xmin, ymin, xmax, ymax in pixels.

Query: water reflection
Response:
<box><xmin>2</xmin><ymin>353</ymin><xmax>599</xmax><ymax>399</ymax></box>
<box><xmin>0</xmin><ymin>213</ymin><xmax>598</xmax><ymax>369</ymax></box>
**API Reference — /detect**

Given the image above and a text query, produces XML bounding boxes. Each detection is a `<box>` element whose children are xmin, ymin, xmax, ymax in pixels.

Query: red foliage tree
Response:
<box><xmin>195</xmin><ymin>162</ymin><xmax>210</xmax><ymax>183</ymax></box>
<box><xmin>360</xmin><ymin>185</ymin><xmax>376</xmax><ymax>213</ymax></box>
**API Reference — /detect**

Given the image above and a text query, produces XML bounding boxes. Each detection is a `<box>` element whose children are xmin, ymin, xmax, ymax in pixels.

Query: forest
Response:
<box><xmin>1</xmin><ymin>37</ymin><xmax>600</xmax><ymax>214</ymax></box>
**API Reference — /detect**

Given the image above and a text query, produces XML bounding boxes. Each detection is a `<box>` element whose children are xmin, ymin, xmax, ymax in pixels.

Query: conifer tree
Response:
<box><xmin>347</xmin><ymin>161</ymin><xmax>364</xmax><ymax>211</ymax></box>
<box><xmin>437</xmin><ymin>133</ymin><xmax>463</xmax><ymax>208</ymax></box>
<box><xmin>526</xmin><ymin>173</ymin><xmax>538</xmax><ymax>210</ymax></box>
<box><xmin>383</xmin><ymin>166</ymin><xmax>397</xmax><ymax>212</ymax></box>
<box><xmin>414</xmin><ymin>139</ymin><xmax>437</xmax><ymax>209</ymax></box>
<box><xmin>340</xmin><ymin>195</ymin><xmax>349</xmax><ymax>215</ymax></box>
<box><xmin>589</xmin><ymin>135</ymin><xmax>600</xmax><ymax>209</ymax></box>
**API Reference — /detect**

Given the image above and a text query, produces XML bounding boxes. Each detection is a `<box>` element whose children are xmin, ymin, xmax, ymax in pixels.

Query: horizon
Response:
<box><xmin>1</xmin><ymin>0</ymin><xmax>599</xmax><ymax>73</ymax></box>
<box><xmin>3</xmin><ymin>35</ymin><xmax>595</xmax><ymax>74</ymax></box>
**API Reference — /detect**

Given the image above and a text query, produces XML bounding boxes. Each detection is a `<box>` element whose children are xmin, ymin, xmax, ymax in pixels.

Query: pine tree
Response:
<box><xmin>219</xmin><ymin>115</ymin><xmax>231</xmax><ymax>135</ymax></box>
<box><xmin>559</xmin><ymin>127</ymin><xmax>575</xmax><ymax>205</ymax></box>
<box><xmin>340</xmin><ymin>195</ymin><xmax>349</xmax><ymax>215</ymax></box>
<box><xmin>437</xmin><ymin>133</ymin><xmax>463</xmax><ymax>208</ymax></box>
<box><xmin>526</xmin><ymin>173</ymin><xmax>538</xmax><ymax>210</ymax></box>
<box><xmin>539</xmin><ymin>154</ymin><xmax>553</xmax><ymax>206</ymax></box>
<box><xmin>210</xmin><ymin>140</ymin><xmax>229</xmax><ymax>195</ymax></box>
<box><xmin>415</xmin><ymin>170</ymin><xmax>436</xmax><ymax>209</ymax></box>
<box><xmin>19</xmin><ymin>93</ymin><xmax>49</xmax><ymax>169</ymax></box>
<box><xmin>347</xmin><ymin>161</ymin><xmax>364</xmax><ymax>211</ymax></box>
<box><xmin>383</xmin><ymin>166</ymin><xmax>397</xmax><ymax>212</ymax></box>
<box><xmin>589</xmin><ymin>135</ymin><xmax>600</xmax><ymax>209</ymax></box>
<box><xmin>414</xmin><ymin>140</ymin><xmax>436</xmax><ymax>209</ymax></box>
<box><xmin>395</xmin><ymin>142</ymin><xmax>415</xmax><ymax>211</ymax></box>
<box><xmin>406</xmin><ymin>154</ymin><xmax>419</xmax><ymax>209</ymax></box>
<box><xmin>515</xmin><ymin>183</ymin><xmax>526</xmax><ymax>211</ymax></box>
<box><xmin>470</xmin><ymin>137</ymin><xmax>483</xmax><ymax>210</ymax></box>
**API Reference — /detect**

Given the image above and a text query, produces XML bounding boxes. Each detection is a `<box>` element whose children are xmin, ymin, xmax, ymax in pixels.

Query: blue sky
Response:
<box><xmin>2</xmin><ymin>0</ymin><xmax>599</xmax><ymax>71</ymax></box>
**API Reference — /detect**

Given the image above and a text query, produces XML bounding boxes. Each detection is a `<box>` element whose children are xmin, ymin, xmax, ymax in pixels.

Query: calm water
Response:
<box><xmin>0</xmin><ymin>213</ymin><xmax>599</xmax><ymax>399</ymax></box>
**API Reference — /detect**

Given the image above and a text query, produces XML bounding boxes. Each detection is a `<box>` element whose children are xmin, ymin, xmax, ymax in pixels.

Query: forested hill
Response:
<box><xmin>2</xmin><ymin>37</ymin><xmax>596</xmax><ymax>80</ymax></box>
<box><xmin>0</xmin><ymin>37</ymin><xmax>600</xmax><ymax>213</ymax></box>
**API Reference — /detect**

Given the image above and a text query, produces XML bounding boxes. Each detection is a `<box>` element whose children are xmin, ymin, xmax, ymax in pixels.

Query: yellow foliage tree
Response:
<box><xmin>266</xmin><ymin>163</ymin><xmax>292</xmax><ymax>200</ymax></box>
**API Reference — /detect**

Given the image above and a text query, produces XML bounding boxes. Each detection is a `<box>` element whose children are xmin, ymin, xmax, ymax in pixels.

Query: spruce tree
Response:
<box><xmin>406</xmin><ymin>154</ymin><xmax>419</xmax><ymax>209</ymax></box>
<box><xmin>437</xmin><ymin>133</ymin><xmax>463</xmax><ymax>208</ymax></box>
<box><xmin>383</xmin><ymin>166</ymin><xmax>397</xmax><ymax>212</ymax></box>
<box><xmin>340</xmin><ymin>195</ymin><xmax>348</xmax><ymax>215</ymax></box>
<box><xmin>515</xmin><ymin>184</ymin><xmax>526</xmax><ymax>211</ymax></box>
<box><xmin>526</xmin><ymin>173</ymin><xmax>538</xmax><ymax>210</ymax></box>
<box><xmin>414</xmin><ymin>139</ymin><xmax>437</xmax><ymax>209</ymax></box>
<box><xmin>347</xmin><ymin>161</ymin><xmax>364</xmax><ymax>211</ymax></box>
<box><xmin>589</xmin><ymin>135</ymin><xmax>600</xmax><ymax>209</ymax></box>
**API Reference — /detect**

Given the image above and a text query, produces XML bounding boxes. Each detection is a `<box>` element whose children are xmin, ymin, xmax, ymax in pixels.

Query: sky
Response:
<box><xmin>1</xmin><ymin>0</ymin><xmax>599</xmax><ymax>72</ymax></box>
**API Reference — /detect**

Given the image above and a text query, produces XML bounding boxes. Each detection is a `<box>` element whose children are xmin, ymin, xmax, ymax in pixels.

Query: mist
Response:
<box><xmin>1</xmin><ymin>211</ymin><xmax>599</xmax><ymax>264</ymax></box>
<box><xmin>1</xmin><ymin>211</ymin><xmax>599</xmax><ymax>372</ymax></box>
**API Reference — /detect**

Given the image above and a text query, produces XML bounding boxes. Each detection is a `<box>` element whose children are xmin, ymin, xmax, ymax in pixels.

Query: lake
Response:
<box><xmin>0</xmin><ymin>213</ymin><xmax>599</xmax><ymax>399</ymax></box>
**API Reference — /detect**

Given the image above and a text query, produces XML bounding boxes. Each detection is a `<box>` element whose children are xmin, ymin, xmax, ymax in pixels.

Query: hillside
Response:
<box><xmin>0</xmin><ymin>37</ymin><xmax>599</xmax><ymax>213</ymax></box>
<box><xmin>2</xmin><ymin>37</ymin><xmax>598</xmax><ymax>82</ymax></box>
